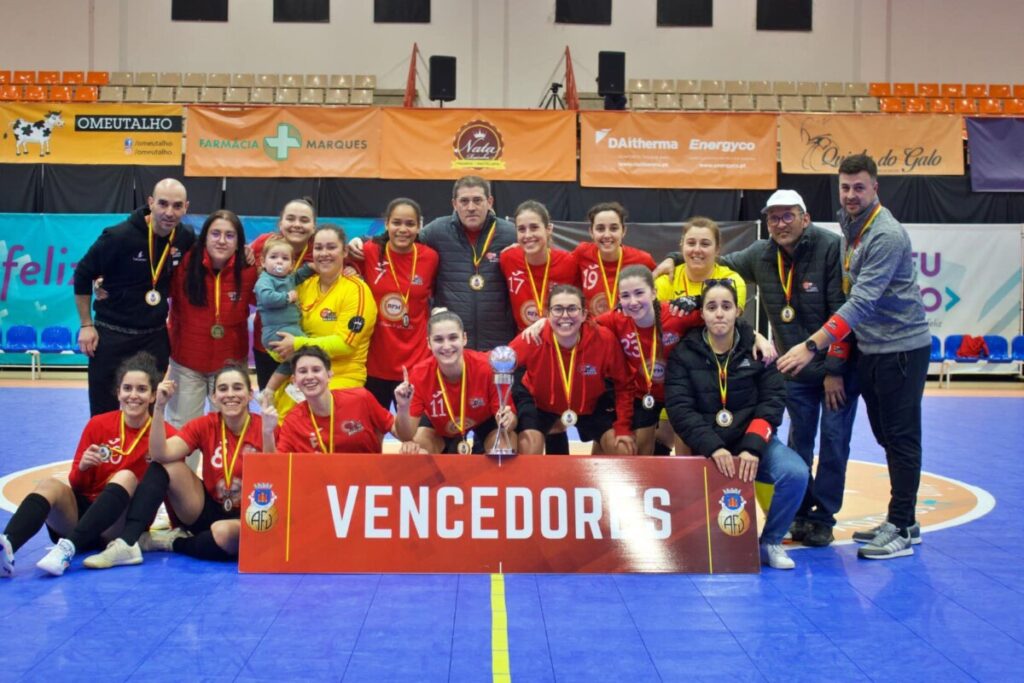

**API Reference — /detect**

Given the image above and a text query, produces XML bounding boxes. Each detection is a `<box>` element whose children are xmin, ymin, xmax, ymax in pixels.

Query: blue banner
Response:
<box><xmin>966</xmin><ymin>118</ymin><xmax>1024</xmax><ymax>192</ymax></box>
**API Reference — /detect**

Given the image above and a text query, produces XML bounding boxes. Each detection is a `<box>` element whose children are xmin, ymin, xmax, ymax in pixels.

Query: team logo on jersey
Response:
<box><xmin>519</xmin><ymin>301</ymin><xmax>540</xmax><ymax>325</ymax></box>
<box><xmin>341</xmin><ymin>419</ymin><xmax>364</xmax><ymax>436</ymax></box>
<box><xmin>245</xmin><ymin>482</ymin><xmax>279</xmax><ymax>533</ymax></box>
<box><xmin>802</xmin><ymin>281</ymin><xmax>819</xmax><ymax>293</ymax></box>
<box><xmin>717</xmin><ymin>488</ymin><xmax>750</xmax><ymax>537</ymax></box>
<box><xmin>661</xmin><ymin>332</ymin><xmax>680</xmax><ymax>347</ymax></box>
<box><xmin>320</xmin><ymin>308</ymin><xmax>337</xmax><ymax>322</ymax></box>
<box><xmin>228</xmin><ymin>291</ymin><xmax>240</xmax><ymax>302</ymax></box>
<box><xmin>469</xmin><ymin>397</ymin><xmax>485</xmax><ymax>409</ymax></box>
<box><xmin>581</xmin><ymin>364</ymin><xmax>598</xmax><ymax>376</ymax></box>
<box><xmin>652</xmin><ymin>360</ymin><xmax>666</xmax><ymax>382</ymax></box>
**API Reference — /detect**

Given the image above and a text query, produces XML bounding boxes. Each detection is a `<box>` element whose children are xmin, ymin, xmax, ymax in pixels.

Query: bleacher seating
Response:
<box><xmin>39</xmin><ymin>326</ymin><xmax>75</xmax><ymax>353</ymax></box>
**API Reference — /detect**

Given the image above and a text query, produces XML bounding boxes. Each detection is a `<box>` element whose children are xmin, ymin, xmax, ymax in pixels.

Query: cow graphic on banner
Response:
<box><xmin>4</xmin><ymin>110</ymin><xmax>64</xmax><ymax>156</ymax></box>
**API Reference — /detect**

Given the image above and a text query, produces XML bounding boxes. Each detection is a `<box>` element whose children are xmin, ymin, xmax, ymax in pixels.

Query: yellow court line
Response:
<box><xmin>285</xmin><ymin>452</ymin><xmax>293</xmax><ymax>562</ymax></box>
<box><xmin>703</xmin><ymin>466</ymin><xmax>713</xmax><ymax>574</ymax></box>
<box><xmin>491</xmin><ymin>573</ymin><xmax>511</xmax><ymax>683</ymax></box>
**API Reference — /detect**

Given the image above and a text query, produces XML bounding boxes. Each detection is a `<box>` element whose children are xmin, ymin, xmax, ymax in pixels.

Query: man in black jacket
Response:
<box><xmin>74</xmin><ymin>179</ymin><xmax>195</xmax><ymax>415</ymax></box>
<box><xmin>721</xmin><ymin>190</ymin><xmax>858</xmax><ymax>546</ymax></box>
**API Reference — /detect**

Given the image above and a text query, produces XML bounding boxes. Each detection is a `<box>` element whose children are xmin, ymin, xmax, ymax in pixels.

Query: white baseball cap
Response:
<box><xmin>762</xmin><ymin>189</ymin><xmax>807</xmax><ymax>213</ymax></box>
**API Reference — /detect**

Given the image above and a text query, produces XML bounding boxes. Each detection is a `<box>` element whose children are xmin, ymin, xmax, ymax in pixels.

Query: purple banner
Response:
<box><xmin>967</xmin><ymin>118</ymin><xmax>1024</xmax><ymax>192</ymax></box>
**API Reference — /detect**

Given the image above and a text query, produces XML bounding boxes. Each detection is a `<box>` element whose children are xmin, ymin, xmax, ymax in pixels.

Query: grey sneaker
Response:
<box><xmin>140</xmin><ymin>528</ymin><xmax>191</xmax><ymax>553</ymax></box>
<box><xmin>853</xmin><ymin>521</ymin><xmax>921</xmax><ymax>545</ymax></box>
<box><xmin>1</xmin><ymin>533</ymin><xmax>14</xmax><ymax>578</ymax></box>
<box><xmin>83</xmin><ymin>538</ymin><xmax>143</xmax><ymax>570</ymax></box>
<box><xmin>857</xmin><ymin>523</ymin><xmax>914</xmax><ymax>560</ymax></box>
<box><xmin>36</xmin><ymin>538</ymin><xmax>76</xmax><ymax>576</ymax></box>
<box><xmin>760</xmin><ymin>542</ymin><xmax>796</xmax><ymax>570</ymax></box>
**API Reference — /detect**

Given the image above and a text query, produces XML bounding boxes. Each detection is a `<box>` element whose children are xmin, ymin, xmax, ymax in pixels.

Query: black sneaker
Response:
<box><xmin>785</xmin><ymin>519</ymin><xmax>809</xmax><ymax>543</ymax></box>
<box><xmin>802</xmin><ymin>522</ymin><xmax>834</xmax><ymax>547</ymax></box>
<box><xmin>852</xmin><ymin>521</ymin><xmax>921</xmax><ymax>545</ymax></box>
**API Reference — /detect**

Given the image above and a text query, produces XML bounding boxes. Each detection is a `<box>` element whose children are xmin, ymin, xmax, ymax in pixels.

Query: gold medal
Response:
<box><xmin>145</xmin><ymin>289</ymin><xmax>162</xmax><ymax>306</ymax></box>
<box><xmin>561</xmin><ymin>409</ymin><xmax>578</xmax><ymax>427</ymax></box>
<box><xmin>223</xmin><ymin>498</ymin><xmax>234</xmax><ymax>513</ymax></box>
<box><xmin>780</xmin><ymin>305</ymin><xmax>796</xmax><ymax>323</ymax></box>
<box><xmin>456</xmin><ymin>439</ymin><xmax>471</xmax><ymax>455</ymax></box>
<box><xmin>642</xmin><ymin>394</ymin><xmax>656</xmax><ymax>410</ymax></box>
<box><xmin>210</xmin><ymin>324</ymin><xmax>225</xmax><ymax>339</ymax></box>
<box><xmin>715</xmin><ymin>409</ymin><xmax>734</xmax><ymax>428</ymax></box>
<box><xmin>469</xmin><ymin>273</ymin><xmax>485</xmax><ymax>291</ymax></box>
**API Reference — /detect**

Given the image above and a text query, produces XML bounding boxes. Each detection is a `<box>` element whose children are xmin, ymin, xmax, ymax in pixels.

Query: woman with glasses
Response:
<box><xmin>664</xmin><ymin>279</ymin><xmax>807</xmax><ymax>570</ymax></box>
<box><xmin>509</xmin><ymin>284</ymin><xmax>636</xmax><ymax>455</ymax></box>
<box><xmin>574</xmin><ymin>202</ymin><xmax>657</xmax><ymax>317</ymax></box>
<box><xmin>655</xmin><ymin>216</ymin><xmax>747</xmax><ymax>311</ymax></box>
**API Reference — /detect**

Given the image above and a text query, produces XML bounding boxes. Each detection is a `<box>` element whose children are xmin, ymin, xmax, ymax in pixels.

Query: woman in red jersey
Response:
<box><xmin>83</xmin><ymin>361</ymin><xmax>274</xmax><ymax>568</ymax></box>
<box><xmin>2</xmin><ymin>353</ymin><xmax>164</xmax><ymax>577</ymax></box>
<box><xmin>354</xmin><ymin>198</ymin><xmax>439</xmax><ymax>410</ymax></box>
<box><xmin>573</xmin><ymin>202</ymin><xmax>656</xmax><ymax>317</ymax></box>
<box><xmin>499</xmin><ymin>200</ymin><xmax>579</xmax><ymax>331</ymax></box>
<box><xmin>393</xmin><ymin>309</ymin><xmax>516</xmax><ymax>454</ymax></box>
<box><xmin>509</xmin><ymin>285</ymin><xmax>636</xmax><ymax>455</ymax></box>
<box><xmin>165</xmin><ymin>210</ymin><xmax>257</xmax><ymax>438</ymax></box>
<box><xmin>276</xmin><ymin>346</ymin><xmax>397</xmax><ymax>453</ymax></box>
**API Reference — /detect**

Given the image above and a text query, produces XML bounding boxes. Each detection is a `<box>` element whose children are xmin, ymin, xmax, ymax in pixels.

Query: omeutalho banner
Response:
<box><xmin>379</xmin><ymin>108</ymin><xmax>576</xmax><ymax>181</ymax></box>
<box><xmin>779</xmin><ymin>114</ymin><xmax>964</xmax><ymax>175</ymax></box>
<box><xmin>1</xmin><ymin>103</ymin><xmax>182</xmax><ymax>165</ymax></box>
<box><xmin>579</xmin><ymin>112</ymin><xmax>778</xmax><ymax>189</ymax></box>
<box><xmin>185</xmin><ymin>105</ymin><xmax>380</xmax><ymax>177</ymax></box>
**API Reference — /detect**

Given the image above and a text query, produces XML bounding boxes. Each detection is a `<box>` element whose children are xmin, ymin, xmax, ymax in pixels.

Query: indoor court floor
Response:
<box><xmin>1</xmin><ymin>379</ymin><xmax>1022</xmax><ymax>682</ymax></box>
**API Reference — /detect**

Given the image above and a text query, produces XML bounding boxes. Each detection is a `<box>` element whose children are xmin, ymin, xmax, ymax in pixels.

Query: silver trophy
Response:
<box><xmin>488</xmin><ymin>345</ymin><xmax>517</xmax><ymax>458</ymax></box>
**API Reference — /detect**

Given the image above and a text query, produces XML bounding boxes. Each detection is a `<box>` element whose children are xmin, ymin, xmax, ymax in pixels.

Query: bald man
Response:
<box><xmin>74</xmin><ymin>179</ymin><xmax>196</xmax><ymax>415</ymax></box>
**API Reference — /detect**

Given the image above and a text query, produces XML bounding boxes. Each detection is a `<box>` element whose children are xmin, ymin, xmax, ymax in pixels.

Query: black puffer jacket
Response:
<box><xmin>420</xmin><ymin>211</ymin><xmax>517</xmax><ymax>351</ymax></box>
<box><xmin>664</xmin><ymin>320</ymin><xmax>786</xmax><ymax>458</ymax></box>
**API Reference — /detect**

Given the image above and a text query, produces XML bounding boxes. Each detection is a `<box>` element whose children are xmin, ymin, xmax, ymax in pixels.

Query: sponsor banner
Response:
<box><xmin>779</xmin><ymin>114</ymin><xmax>964</xmax><ymax>175</ymax></box>
<box><xmin>579</xmin><ymin>112</ymin><xmax>777</xmax><ymax>189</ymax></box>
<box><xmin>966</xmin><ymin>118</ymin><xmax>1024</xmax><ymax>192</ymax></box>
<box><xmin>0</xmin><ymin>103</ymin><xmax>182</xmax><ymax>165</ymax></box>
<box><xmin>239</xmin><ymin>453</ymin><xmax>760</xmax><ymax>574</ymax></box>
<box><xmin>379</xmin><ymin>109</ymin><xmax>576</xmax><ymax>181</ymax></box>
<box><xmin>185</xmin><ymin>106</ymin><xmax>379</xmax><ymax>178</ymax></box>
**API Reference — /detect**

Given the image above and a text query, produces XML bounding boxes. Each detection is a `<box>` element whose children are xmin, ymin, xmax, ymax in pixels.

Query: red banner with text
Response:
<box><xmin>239</xmin><ymin>454</ymin><xmax>759</xmax><ymax>574</ymax></box>
<box><xmin>579</xmin><ymin>111</ymin><xmax>778</xmax><ymax>189</ymax></box>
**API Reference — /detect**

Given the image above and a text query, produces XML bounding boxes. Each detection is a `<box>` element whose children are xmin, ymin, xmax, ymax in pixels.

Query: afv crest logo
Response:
<box><xmin>245</xmin><ymin>482</ymin><xmax>279</xmax><ymax>533</ymax></box>
<box><xmin>717</xmin><ymin>488</ymin><xmax>750</xmax><ymax>537</ymax></box>
<box><xmin>5</xmin><ymin>110</ymin><xmax>64</xmax><ymax>157</ymax></box>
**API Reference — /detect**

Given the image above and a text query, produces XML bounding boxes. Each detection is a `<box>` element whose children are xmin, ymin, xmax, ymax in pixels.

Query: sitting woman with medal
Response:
<box><xmin>165</xmin><ymin>210</ymin><xmax>257</xmax><ymax>434</ymax></box>
<box><xmin>2</xmin><ymin>353</ymin><xmax>165</xmax><ymax>577</ymax></box>
<box><xmin>509</xmin><ymin>284</ymin><xmax>636</xmax><ymax>455</ymax></box>
<box><xmin>82</xmin><ymin>361</ymin><xmax>274</xmax><ymax>569</ymax></box>
<box><xmin>275</xmin><ymin>347</ymin><xmax>398</xmax><ymax>453</ymax></box>
<box><xmin>393</xmin><ymin>309</ymin><xmax>516</xmax><ymax>454</ymax></box>
<box><xmin>499</xmin><ymin>200</ymin><xmax>580</xmax><ymax>332</ymax></box>
<box><xmin>664</xmin><ymin>279</ymin><xmax>807</xmax><ymax>570</ymax></box>
<box><xmin>267</xmin><ymin>224</ymin><xmax>378</xmax><ymax>421</ymax></box>
<box><xmin>352</xmin><ymin>198</ymin><xmax>439</xmax><ymax>411</ymax></box>
<box><xmin>654</xmin><ymin>216</ymin><xmax>748</xmax><ymax>314</ymax></box>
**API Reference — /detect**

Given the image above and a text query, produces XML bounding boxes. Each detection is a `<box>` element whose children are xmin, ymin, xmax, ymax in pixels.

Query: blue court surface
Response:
<box><xmin>1</xmin><ymin>385</ymin><xmax>1023</xmax><ymax>682</ymax></box>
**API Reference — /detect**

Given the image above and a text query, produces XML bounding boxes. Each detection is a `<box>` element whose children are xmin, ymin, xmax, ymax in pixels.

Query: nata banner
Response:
<box><xmin>379</xmin><ymin>108</ymin><xmax>576</xmax><ymax>181</ymax></box>
<box><xmin>239</xmin><ymin>454</ymin><xmax>759</xmax><ymax>574</ymax></box>
<box><xmin>0</xmin><ymin>103</ymin><xmax>182</xmax><ymax>165</ymax></box>
<box><xmin>779</xmin><ymin>114</ymin><xmax>964</xmax><ymax>175</ymax></box>
<box><xmin>579</xmin><ymin>112</ymin><xmax>777</xmax><ymax>189</ymax></box>
<box><xmin>185</xmin><ymin>106</ymin><xmax>379</xmax><ymax>178</ymax></box>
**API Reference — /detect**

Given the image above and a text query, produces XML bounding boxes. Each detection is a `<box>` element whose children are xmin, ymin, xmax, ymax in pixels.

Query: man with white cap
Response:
<box><xmin>719</xmin><ymin>189</ymin><xmax>858</xmax><ymax>547</ymax></box>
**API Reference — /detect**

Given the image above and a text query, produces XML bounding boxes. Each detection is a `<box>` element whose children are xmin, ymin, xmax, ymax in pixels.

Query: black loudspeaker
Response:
<box><xmin>598</xmin><ymin>51</ymin><xmax>625</xmax><ymax>97</ymax></box>
<box><xmin>429</xmin><ymin>56</ymin><xmax>457</xmax><ymax>102</ymax></box>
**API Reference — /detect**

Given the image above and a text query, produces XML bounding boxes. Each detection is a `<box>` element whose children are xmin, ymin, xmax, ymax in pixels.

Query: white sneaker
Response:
<box><xmin>150</xmin><ymin>503</ymin><xmax>171</xmax><ymax>531</ymax></box>
<box><xmin>760</xmin><ymin>542</ymin><xmax>796</xmax><ymax>570</ymax></box>
<box><xmin>1</xmin><ymin>533</ymin><xmax>14</xmax><ymax>578</ymax></box>
<box><xmin>139</xmin><ymin>528</ymin><xmax>191</xmax><ymax>553</ymax></box>
<box><xmin>36</xmin><ymin>538</ymin><xmax>76</xmax><ymax>576</ymax></box>
<box><xmin>83</xmin><ymin>538</ymin><xmax>143</xmax><ymax>569</ymax></box>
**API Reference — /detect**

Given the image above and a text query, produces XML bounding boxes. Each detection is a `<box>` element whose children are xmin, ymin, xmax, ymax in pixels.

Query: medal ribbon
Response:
<box><xmin>212</xmin><ymin>269</ymin><xmax>222</xmax><ymax>323</ymax></box>
<box><xmin>385</xmin><ymin>242</ymin><xmax>418</xmax><ymax>312</ymax></box>
<box><xmin>436</xmin><ymin>362</ymin><xmax>467</xmax><ymax>436</ymax></box>
<box><xmin>524</xmin><ymin>250</ymin><xmax>552</xmax><ymax>318</ymax></box>
<box><xmin>709</xmin><ymin>341</ymin><xmax>735</xmax><ymax>411</ymax></box>
<box><xmin>776</xmin><ymin>250</ymin><xmax>795</xmax><ymax>308</ymax></box>
<box><xmin>295</xmin><ymin>242</ymin><xmax>309</xmax><ymax>265</ymax></box>
<box><xmin>113</xmin><ymin>412</ymin><xmax>152</xmax><ymax>456</ymax></box>
<box><xmin>147</xmin><ymin>218</ymin><xmax>176</xmax><ymax>291</ymax></box>
<box><xmin>553</xmin><ymin>340</ymin><xmax>578</xmax><ymax>412</ymax></box>
<box><xmin>632</xmin><ymin>320</ymin><xmax>658</xmax><ymax>393</ymax></box>
<box><xmin>843</xmin><ymin>204</ymin><xmax>883</xmax><ymax>293</ymax></box>
<box><xmin>308</xmin><ymin>397</ymin><xmax>335</xmax><ymax>453</ymax></box>
<box><xmin>470</xmin><ymin>220</ymin><xmax>498</xmax><ymax>275</ymax></box>
<box><xmin>598</xmin><ymin>249</ymin><xmax>624</xmax><ymax>309</ymax></box>
<box><xmin>219</xmin><ymin>413</ymin><xmax>251</xmax><ymax>489</ymax></box>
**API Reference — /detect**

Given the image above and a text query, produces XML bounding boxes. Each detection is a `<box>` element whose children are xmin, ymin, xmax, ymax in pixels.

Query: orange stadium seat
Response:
<box><xmin>905</xmin><ymin>97</ymin><xmax>927</xmax><ymax>113</ymax></box>
<box><xmin>965</xmin><ymin>84</ymin><xmax>987</xmax><ymax>98</ymax></box>
<box><xmin>37</xmin><ymin>71</ymin><xmax>60</xmax><ymax>84</ymax></box>
<box><xmin>0</xmin><ymin>71</ymin><xmax>10</xmax><ymax>84</ymax></box>
<box><xmin>49</xmin><ymin>85</ymin><xmax>72</xmax><ymax>102</ymax></box>
<box><xmin>12</xmin><ymin>70</ymin><xmax>34</xmax><ymax>84</ymax></box>
<box><xmin>941</xmin><ymin>83</ymin><xmax>963</xmax><ymax>97</ymax></box>
<box><xmin>86</xmin><ymin>71</ymin><xmax>109</xmax><ymax>85</ymax></box>
<box><xmin>868</xmin><ymin>82</ymin><xmax>891</xmax><ymax>97</ymax></box>
<box><xmin>988</xmin><ymin>84</ymin><xmax>1010</xmax><ymax>98</ymax></box>
<box><xmin>0</xmin><ymin>85</ymin><xmax>22</xmax><ymax>100</ymax></box>
<box><xmin>1014</xmin><ymin>85</ymin><xmax>1024</xmax><ymax>98</ymax></box>
<box><xmin>879</xmin><ymin>97</ymin><xmax>904</xmax><ymax>113</ymax></box>
<box><xmin>62</xmin><ymin>71</ymin><xmax>85</xmax><ymax>84</ymax></box>
<box><xmin>978</xmin><ymin>98</ymin><xmax>1004</xmax><ymax>115</ymax></box>
<box><xmin>929</xmin><ymin>98</ymin><xmax>953</xmax><ymax>113</ymax></box>
<box><xmin>73</xmin><ymin>85</ymin><xmax>98</xmax><ymax>102</ymax></box>
<box><xmin>893</xmin><ymin>82</ymin><xmax>915</xmax><ymax>96</ymax></box>
<box><xmin>954</xmin><ymin>98</ymin><xmax>977</xmax><ymax>114</ymax></box>
<box><xmin>917</xmin><ymin>83</ymin><xmax>939</xmax><ymax>97</ymax></box>
<box><xmin>1006</xmin><ymin>99</ymin><xmax>1024</xmax><ymax>115</ymax></box>
<box><xmin>23</xmin><ymin>85</ymin><xmax>46</xmax><ymax>101</ymax></box>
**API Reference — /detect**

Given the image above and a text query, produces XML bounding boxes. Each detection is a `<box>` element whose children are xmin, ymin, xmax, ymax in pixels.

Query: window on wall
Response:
<box><xmin>374</xmin><ymin>0</ymin><xmax>431</xmax><ymax>23</ymax></box>
<box><xmin>172</xmin><ymin>0</ymin><xmax>228</xmax><ymax>22</ymax></box>
<box><xmin>273</xmin><ymin>0</ymin><xmax>330</xmax><ymax>23</ymax></box>
<box><xmin>756</xmin><ymin>0</ymin><xmax>812</xmax><ymax>31</ymax></box>
<box><xmin>556</xmin><ymin>0</ymin><xmax>612</xmax><ymax>26</ymax></box>
<box><xmin>657</xmin><ymin>0</ymin><xmax>713</xmax><ymax>27</ymax></box>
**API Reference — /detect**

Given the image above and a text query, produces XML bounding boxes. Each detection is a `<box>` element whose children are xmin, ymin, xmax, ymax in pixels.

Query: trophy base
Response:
<box><xmin>487</xmin><ymin>447</ymin><xmax>516</xmax><ymax>457</ymax></box>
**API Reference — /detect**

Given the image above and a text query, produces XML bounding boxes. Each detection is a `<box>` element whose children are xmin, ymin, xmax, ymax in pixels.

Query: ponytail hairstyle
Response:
<box><xmin>372</xmin><ymin>197</ymin><xmax>423</xmax><ymax>253</ymax></box>
<box><xmin>427</xmin><ymin>307</ymin><xmax>465</xmax><ymax>335</ymax></box>
<box><xmin>113</xmin><ymin>351</ymin><xmax>161</xmax><ymax>397</ymax></box>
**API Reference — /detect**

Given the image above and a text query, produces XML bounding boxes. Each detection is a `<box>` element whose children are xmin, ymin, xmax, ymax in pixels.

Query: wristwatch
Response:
<box><xmin>805</xmin><ymin>339</ymin><xmax>819</xmax><ymax>353</ymax></box>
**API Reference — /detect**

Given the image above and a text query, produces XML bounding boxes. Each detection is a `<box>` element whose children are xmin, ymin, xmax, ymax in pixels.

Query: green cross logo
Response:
<box><xmin>263</xmin><ymin>123</ymin><xmax>302</xmax><ymax>161</ymax></box>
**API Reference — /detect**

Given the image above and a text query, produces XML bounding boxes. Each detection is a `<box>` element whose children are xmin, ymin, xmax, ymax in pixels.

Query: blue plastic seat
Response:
<box><xmin>984</xmin><ymin>335</ymin><xmax>1011</xmax><ymax>363</ymax></box>
<box><xmin>2</xmin><ymin>324</ymin><xmax>39</xmax><ymax>352</ymax></box>
<box><xmin>930</xmin><ymin>335</ymin><xmax>942</xmax><ymax>363</ymax></box>
<box><xmin>1013</xmin><ymin>335</ymin><xmax>1024</xmax><ymax>362</ymax></box>
<box><xmin>39</xmin><ymin>325</ymin><xmax>74</xmax><ymax>353</ymax></box>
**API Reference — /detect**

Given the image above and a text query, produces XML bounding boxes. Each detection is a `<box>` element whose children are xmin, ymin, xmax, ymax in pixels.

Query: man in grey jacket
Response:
<box><xmin>777</xmin><ymin>154</ymin><xmax>931</xmax><ymax>560</ymax></box>
<box><xmin>721</xmin><ymin>190</ymin><xmax>857</xmax><ymax>547</ymax></box>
